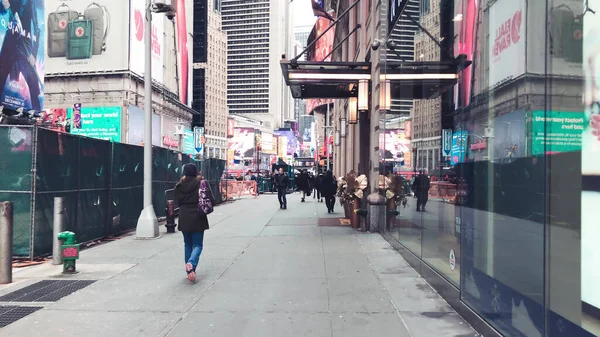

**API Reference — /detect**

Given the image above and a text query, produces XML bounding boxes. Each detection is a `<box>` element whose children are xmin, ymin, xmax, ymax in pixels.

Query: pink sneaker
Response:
<box><xmin>186</xmin><ymin>263</ymin><xmax>196</xmax><ymax>282</ymax></box>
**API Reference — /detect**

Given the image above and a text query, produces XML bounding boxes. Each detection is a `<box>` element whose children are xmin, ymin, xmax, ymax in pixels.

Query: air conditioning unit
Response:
<box><xmin>174</xmin><ymin>124</ymin><xmax>185</xmax><ymax>135</ymax></box>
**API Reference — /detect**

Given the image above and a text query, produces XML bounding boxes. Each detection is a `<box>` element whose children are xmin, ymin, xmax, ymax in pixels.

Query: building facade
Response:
<box><xmin>200</xmin><ymin>0</ymin><xmax>228</xmax><ymax>160</ymax></box>
<box><xmin>221</xmin><ymin>0</ymin><xmax>291</xmax><ymax>129</ymax></box>
<box><xmin>284</xmin><ymin>0</ymin><xmax>599</xmax><ymax>336</ymax></box>
<box><xmin>411</xmin><ymin>0</ymin><xmax>442</xmax><ymax>171</ymax></box>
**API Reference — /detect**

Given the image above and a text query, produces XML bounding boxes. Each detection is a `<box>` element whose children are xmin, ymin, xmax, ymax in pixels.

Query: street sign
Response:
<box><xmin>442</xmin><ymin>129</ymin><xmax>452</xmax><ymax>157</ymax></box>
<box><xmin>194</xmin><ymin>127</ymin><xmax>205</xmax><ymax>154</ymax></box>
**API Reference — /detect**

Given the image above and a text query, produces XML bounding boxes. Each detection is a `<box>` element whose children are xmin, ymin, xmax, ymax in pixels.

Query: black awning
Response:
<box><xmin>385</xmin><ymin>60</ymin><xmax>465</xmax><ymax>100</ymax></box>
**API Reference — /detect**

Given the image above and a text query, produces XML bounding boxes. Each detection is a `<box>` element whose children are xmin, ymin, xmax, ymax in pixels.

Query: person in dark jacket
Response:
<box><xmin>321</xmin><ymin>170</ymin><xmax>337</xmax><ymax>213</ymax></box>
<box><xmin>273</xmin><ymin>168</ymin><xmax>290</xmax><ymax>209</ymax></box>
<box><xmin>412</xmin><ymin>170</ymin><xmax>431</xmax><ymax>212</ymax></box>
<box><xmin>175</xmin><ymin>163</ymin><xmax>213</xmax><ymax>282</ymax></box>
<box><xmin>296</xmin><ymin>170</ymin><xmax>311</xmax><ymax>202</ymax></box>
<box><xmin>314</xmin><ymin>173</ymin><xmax>324</xmax><ymax>202</ymax></box>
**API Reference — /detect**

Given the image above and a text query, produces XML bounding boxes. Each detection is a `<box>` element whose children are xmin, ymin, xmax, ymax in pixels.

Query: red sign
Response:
<box><xmin>62</xmin><ymin>247</ymin><xmax>79</xmax><ymax>258</ymax></box>
<box><xmin>163</xmin><ymin>135</ymin><xmax>179</xmax><ymax>148</ymax></box>
<box><xmin>493</xmin><ymin>10</ymin><xmax>522</xmax><ymax>58</ymax></box>
<box><xmin>470</xmin><ymin>140</ymin><xmax>487</xmax><ymax>150</ymax></box>
<box><xmin>227</xmin><ymin>118</ymin><xmax>235</xmax><ymax>138</ymax></box>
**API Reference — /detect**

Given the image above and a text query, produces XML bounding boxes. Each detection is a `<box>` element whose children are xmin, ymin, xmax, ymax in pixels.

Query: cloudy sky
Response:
<box><xmin>292</xmin><ymin>0</ymin><xmax>317</xmax><ymax>27</ymax></box>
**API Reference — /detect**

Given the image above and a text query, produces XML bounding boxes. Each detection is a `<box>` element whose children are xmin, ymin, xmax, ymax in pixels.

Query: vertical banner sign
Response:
<box><xmin>73</xmin><ymin>103</ymin><xmax>82</xmax><ymax>129</ymax></box>
<box><xmin>194</xmin><ymin>126</ymin><xmax>205</xmax><ymax>156</ymax></box>
<box><xmin>442</xmin><ymin>129</ymin><xmax>452</xmax><ymax>156</ymax></box>
<box><xmin>227</xmin><ymin>118</ymin><xmax>235</xmax><ymax>138</ymax></box>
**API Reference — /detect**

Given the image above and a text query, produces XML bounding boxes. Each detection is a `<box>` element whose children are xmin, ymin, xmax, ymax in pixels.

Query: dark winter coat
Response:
<box><xmin>274</xmin><ymin>173</ymin><xmax>290</xmax><ymax>188</ymax></box>
<box><xmin>175</xmin><ymin>177</ymin><xmax>211</xmax><ymax>232</ymax></box>
<box><xmin>321</xmin><ymin>173</ymin><xmax>337</xmax><ymax>198</ymax></box>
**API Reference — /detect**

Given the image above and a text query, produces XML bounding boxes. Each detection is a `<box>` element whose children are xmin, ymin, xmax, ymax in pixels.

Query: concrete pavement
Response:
<box><xmin>0</xmin><ymin>193</ymin><xmax>478</xmax><ymax>337</ymax></box>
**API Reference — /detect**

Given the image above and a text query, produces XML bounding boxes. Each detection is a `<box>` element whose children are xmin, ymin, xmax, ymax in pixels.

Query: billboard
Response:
<box><xmin>488</xmin><ymin>0</ymin><xmax>526</xmax><ymax>87</ymax></box>
<box><xmin>0</xmin><ymin>0</ymin><xmax>44</xmax><ymax>111</ymax></box>
<box><xmin>306</xmin><ymin>10</ymin><xmax>335</xmax><ymax>114</ymax></box>
<box><xmin>183</xmin><ymin>128</ymin><xmax>194</xmax><ymax>155</ymax></box>
<box><xmin>274</xmin><ymin>129</ymin><xmax>297</xmax><ymax>156</ymax></box>
<box><xmin>528</xmin><ymin>0</ymin><xmax>583</xmax><ymax>76</ymax></box>
<box><xmin>175</xmin><ymin>0</ymin><xmax>192</xmax><ymax>106</ymax></box>
<box><xmin>130</xmin><ymin>0</ymin><xmax>164</xmax><ymax>83</ymax></box>
<box><xmin>450</xmin><ymin>131</ymin><xmax>467</xmax><ymax>165</ymax></box>
<box><xmin>261</xmin><ymin>132</ymin><xmax>276</xmax><ymax>155</ymax></box>
<box><xmin>229</xmin><ymin>128</ymin><xmax>255</xmax><ymax>160</ymax></box>
<box><xmin>127</xmin><ymin>105</ymin><xmax>160</xmax><ymax>146</ymax></box>
<box><xmin>45</xmin><ymin>0</ymin><xmax>128</xmax><ymax>74</ymax></box>
<box><xmin>492</xmin><ymin>110</ymin><xmax>526</xmax><ymax>160</ymax></box>
<box><xmin>67</xmin><ymin>106</ymin><xmax>121</xmax><ymax>142</ymax></box>
<box><xmin>454</xmin><ymin>0</ymin><xmax>478</xmax><ymax>107</ymax></box>
<box><xmin>379</xmin><ymin>129</ymin><xmax>411</xmax><ymax>167</ymax></box>
<box><xmin>531</xmin><ymin>110</ymin><xmax>585</xmax><ymax>155</ymax></box>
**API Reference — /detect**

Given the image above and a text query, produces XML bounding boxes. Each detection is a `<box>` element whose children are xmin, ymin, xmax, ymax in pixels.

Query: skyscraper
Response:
<box><xmin>221</xmin><ymin>0</ymin><xmax>291</xmax><ymax>129</ymax></box>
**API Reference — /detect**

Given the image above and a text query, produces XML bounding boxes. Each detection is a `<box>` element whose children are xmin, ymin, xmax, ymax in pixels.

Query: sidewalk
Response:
<box><xmin>0</xmin><ymin>193</ymin><xmax>478</xmax><ymax>337</ymax></box>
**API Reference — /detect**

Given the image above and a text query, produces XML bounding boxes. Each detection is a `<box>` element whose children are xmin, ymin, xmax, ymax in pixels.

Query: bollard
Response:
<box><xmin>57</xmin><ymin>231</ymin><xmax>80</xmax><ymax>274</ymax></box>
<box><xmin>366</xmin><ymin>193</ymin><xmax>386</xmax><ymax>232</ymax></box>
<box><xmin>165</xmin><ymin>200</ymin><xmax>176</xmax><ymax>233</ymax></box>
<box><xmin>0</xmin><ymin>201</ymin><xmax>13</xmax><ymax>284</ymax></box>
<box><xmin>52</xmin><ymin>197</ymin><xmax>65</xmax><ymax>265</ymax></box>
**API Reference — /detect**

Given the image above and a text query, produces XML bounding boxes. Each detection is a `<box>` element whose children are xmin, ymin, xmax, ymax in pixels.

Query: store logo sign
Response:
<box><xmin>493</xmin><ymin>10</ymin><xmax>522</xmax><ymax>58</ymax></box>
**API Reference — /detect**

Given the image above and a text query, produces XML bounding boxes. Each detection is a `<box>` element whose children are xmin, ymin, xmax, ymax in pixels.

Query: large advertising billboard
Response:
<box><xmin>379</xmin><ymin>129</ymin><xmax>411</xmax><ymax>167</ymax></box>
<box><xmin>45</xmin><ymin>0</ymin><xmax>128</xmax><ymax>74</ymax></box>
<box><xmin>229</xmin><ymin>128</ymin><xmax>255</xmax><ymax>160</ymax></box>
<box><xmin>67</xmin><ymin>106</ymin><xmax>121</xmax><ymax>142</ymax></box>
<box><xmin>0</xmin><ymin>0</ymin><xmax>44</xmax><ymax>111</ymax></box>
<box><xmin>454</xmin><ymin>0</ymin><xmax>478</xmax><ymax>107</ymax></box>
<box><xmin>488</xmin><ymin>0</ymin><xmax>526</xmax><ymax>87</ymax></box>
<box><xmin>130</xmin><ymin>0</ymin><xmax>164</xmax><ymax>83</ymax></box>
<box><xmin>127</xmin><ymin>105</ymin><xmax>160</xmax><ymax>146</ymax></box>
<box><xmin>175</xmin><ymin>0</ymin><xmax>192</xmax><ymax>106</ymax></box>
<box><xmin>273</xmin><ymin>129</ymin><xmax>297</xmax><ymax>157</ymax></box>
<box><xmin>531</xmin><ymin>110</ymin><xmax>585</xmax><ymax>155</ymax></box>
<box><xmin>305</xmin><ymin>10</ymin><xmax>335</xmax><ymax>114</ymax></box>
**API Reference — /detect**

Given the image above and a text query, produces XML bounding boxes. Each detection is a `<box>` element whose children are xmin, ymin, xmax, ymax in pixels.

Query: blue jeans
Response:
<box><xmin>182</xmin><ymin>231</ymin><xmax>204</xmax><ymax>271</ymax></box>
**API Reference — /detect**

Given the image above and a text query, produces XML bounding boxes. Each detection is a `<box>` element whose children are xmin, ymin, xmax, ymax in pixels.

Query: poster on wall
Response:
<box><xmin>531</xmin><ymin>110</ymin><xmax>585</xmax><ymax>155</ymax></box>
<box><xmin>488</xmin><ymin>0</ymin><xmax>526</xmax><ymax>87</ymax></box>
<box><xmin>45</xmin><ymin>0</ymin><xmax>128</xmax><ymax>74</ymax></box>
<box><xmin>492</xmin><ymin>110</ymin><xmax>526</xmax><ymax>161</ymax></box>
<box><xmin>582</xmin><ymin>2</ymin><xmax>600</xmax><ymax>315</ymax></box>
<box><xmin>67</xmin><ymin>106</ymin><xmax>121</xmax><ymax>142</ymax></box>
<box><xmin>0</xmin><ymin>0</ymin><xmax>44</xmax><ymax>111</ymax></box>
<box><xmin>127</xmin><ymin>105</ymin><xmax>160</xmax><ymax>146</ymax></box>
<box><xmin>130</xmin><ymin>0</ymin><xmax>164</xmax><ymax>83</ymax></box>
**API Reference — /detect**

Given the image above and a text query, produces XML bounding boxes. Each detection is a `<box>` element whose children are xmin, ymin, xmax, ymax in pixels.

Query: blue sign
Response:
<box><xmin>183</xmin><ymin>129</ymin><xmax>195</xmax><ymax>155</ymax></box>
<box><xmin>451</xmin><ymin>131</ymin><xmax>468</xmax><ymax>165</ymax></box>
<box><xmin>442</xmin><ymin>129</ymin><xmax>452</xmax><ymax>156</ymax></box>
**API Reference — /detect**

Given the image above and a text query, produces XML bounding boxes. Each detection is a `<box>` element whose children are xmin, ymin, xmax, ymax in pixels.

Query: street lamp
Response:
<box><xmin>348</xmin><ymin>97</ymin><xmax>358</xmax><ymax>124</ymax></box>
<box><xmin>136</xmin><ymin>0</ymin><xmax>176</xmax><ymax>239</ymax></box>
<box><xmin>340</xmin><ymin>117</ymin><xmax>347</xmax><ymax>137</ymax></box>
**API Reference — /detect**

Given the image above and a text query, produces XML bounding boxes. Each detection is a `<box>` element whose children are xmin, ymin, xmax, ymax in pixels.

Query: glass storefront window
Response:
<box><xmin>381</xmin><ymin>0</ymin><xmax>600</xmax><ymax>335</ymax></box>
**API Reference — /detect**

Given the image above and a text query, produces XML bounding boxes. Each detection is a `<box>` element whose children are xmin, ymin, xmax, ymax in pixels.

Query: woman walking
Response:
<box><xmin>175</xmin><ymin>163</ymin><xmax>213</xmax><ymax>282</ymax></box>
<box><xmin>321</xmin><ymin>170</ymin><xmax>337</xmax><ymax>213</ymax></box>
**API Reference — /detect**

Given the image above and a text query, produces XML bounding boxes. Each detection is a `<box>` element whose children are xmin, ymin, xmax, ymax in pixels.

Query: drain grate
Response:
<box><xmin>0</xmin><ymin>280</ymin><xmax>95</xmax><ymax>303</ymax></box>
<box><xmin>0</xmin><ymin>306</ymin><xmax>43</xmax><ymax>328</ymax></box>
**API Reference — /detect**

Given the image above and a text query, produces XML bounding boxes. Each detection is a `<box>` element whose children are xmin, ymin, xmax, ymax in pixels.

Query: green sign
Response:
<box><xmin>531</xmin><ymin>110</ymin><xmax>585</xmax><ymax>155</ymax></box>
<box><xmin>67</xmin><ymin>106</ymin><xmax>122</xmax><ymax>142</ymax></box>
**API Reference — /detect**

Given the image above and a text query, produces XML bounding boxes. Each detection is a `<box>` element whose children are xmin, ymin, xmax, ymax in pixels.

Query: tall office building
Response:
<box><xmin>293</xmin><ymin>25</ymin><xmax>313</xmax><ymax>120</ymax></box>
<box><xmin>221</xmin><ymin>0</ymin><xmax>291</xmax><ymax>129</ymax></box>
<box><xmin>200</xmin><ymin>0</ymin><xmax>228</xmax><ymax>159</ymax></box>
<box><xmin>386</xmin><ymin>0</ymin><xmax>420</xmax><ymax>117</ymax></box>
<box><xmin>411</xmin><ymin>0</ymin><xmax>442</xmax><ymax>171</ymax></box>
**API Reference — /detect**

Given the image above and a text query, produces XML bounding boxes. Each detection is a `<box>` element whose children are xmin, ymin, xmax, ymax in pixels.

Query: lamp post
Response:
<box><xmin>136</xmin><ymin>0</ymin><xmax>176</xmax><ymax>239</ymax></box>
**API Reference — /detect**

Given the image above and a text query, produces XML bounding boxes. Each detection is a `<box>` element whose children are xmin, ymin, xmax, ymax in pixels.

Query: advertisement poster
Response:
<box><xmin>531</xmin><ymin>110</ymin><xmax>585</xmax><ymax>155</ymax></box>
<box><xmin>261</xmin><ymin>132</ymin><xmax>276</xmax><ymax>155</ymax></box>
<box><xmin>451</xmin><ymin>131</ymin><xmax>467</xmax><ymax>165</ymax></box>
<box><xmin>127</xmin><ymin>105</ymin><xmax>160</xmax><ymax>146</ymax></box>
<box><xmin>582</xmin><ymin>1</ymin><xmax>600</xmax><ymax>315</ymax></box>
<box><xmin>67</xmin><ymin>106</ymin><xmax>121</xmax><ymax>142</ymax></box>
<box><xmin>183</xmin><ymin>128</ymin><xmax>194</xmax><ymax>155</ymax></box>
<box><xmin>175</xmin><ymin>0</ymin><xmax>192</xmax><ymax>106</ymax></box>
<box><xmin>130</xmin><ymin>0</ymin><xmax>164</xmax><ymax>83</ymax></box>
<box><xmin>492</xmin><ymin>110</ymin><xmax>526</xmax><ymax>161</ymax></box>
<box><xmin>379</xmin><ymin>129</ymin><xmax>410</xmax><ymax>167</ymax></box>
<box><xmin>274</xmin><ymin>129</ymin><xmax>297</xmax><ymax>156</ymax></box>
<box><xmin>229</xmin><ymin>127</ymin><xmax>255</xmax><ymax>160</ymax></box>
<box><xmin>45</xmin><ymin>0</ymin><xmax>128</xmax><ymax>74</ymax></box>
<box><xmin>454</xmin><ymin>0</ymin><xmax>478</xmax><ymax>107</ymax></box>
<box><xmin>305</xmin><ymin>9</ymin><xmax>335</xmax><ymax>115</ymax></box>
<box><xmin>488</xmin><ymin>0</ymin><xmax>526</xmax><ymax>87</ymax></box>
<box><xmin>0</xmin><ymin>0</ymin><xmax>44</xmax><ymax>111</ymax></box>
<box><xmin>41</xmin><ymin>108</ymin><xmax>67</xmax><ymax>132</ymax></box>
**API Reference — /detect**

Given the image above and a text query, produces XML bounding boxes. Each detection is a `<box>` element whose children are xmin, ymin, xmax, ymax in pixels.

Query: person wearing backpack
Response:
<box><xmin>175</xmin><ymin>163</ymin><xmax>214</xmax><ymax>282</ymax></box>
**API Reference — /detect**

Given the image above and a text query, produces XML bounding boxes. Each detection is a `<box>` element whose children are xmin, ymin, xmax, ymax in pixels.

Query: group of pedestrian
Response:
<box><xmin>274</xmin><ymin>168</ymin><xmax>337</xmax><ymax>213</ymax></box>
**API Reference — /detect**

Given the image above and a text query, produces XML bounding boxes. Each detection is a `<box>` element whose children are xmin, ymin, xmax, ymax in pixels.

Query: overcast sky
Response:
<box><xmin>292</xmin><ymin>0</ymin><xmax>317</xmax><ymax>27</ymax></box>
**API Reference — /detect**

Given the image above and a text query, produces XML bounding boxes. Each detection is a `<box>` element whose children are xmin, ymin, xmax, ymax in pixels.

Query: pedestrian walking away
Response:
<box><xmin>412</xmin><ymin>170</ymin><xmax>431</xmax><ymax>212</ymax></box>
<box><xmin>296</xmin><ymin>169</ymin><xmax>311</xmax><ymax>202</ymax></box>
<box><xmin>175</xmin><ymin>163</ymin><xmax>213</xmax><ymax>282</ymax></box>
<box><xmin>321</xmin><ymin>170</ymin><xmax>337</xmax><ymax>213</ymax></box>
<box><xmin>274</xmin><ymin>168</ymin><xmax>290</xmax><ymax>209</ymax></box>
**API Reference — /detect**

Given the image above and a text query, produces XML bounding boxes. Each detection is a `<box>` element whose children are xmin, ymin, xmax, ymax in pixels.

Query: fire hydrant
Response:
<box><xmin>165</xmin><ymin>200</ymin><xmax>176</xmax><ymax>233</ymax></box>
<box><xmin>57</xmin><ymin>231</ymin><xmax>80</xmax><ymax>274</ymax></box>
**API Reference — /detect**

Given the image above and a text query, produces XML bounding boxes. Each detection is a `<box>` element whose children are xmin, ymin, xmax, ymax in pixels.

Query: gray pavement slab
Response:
<box><xmin>0</xmin><ymin>194</ymin><xmax>477</xmax><ymax>337</ymax></box>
